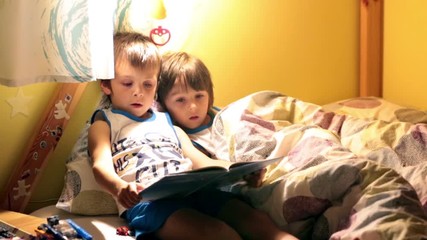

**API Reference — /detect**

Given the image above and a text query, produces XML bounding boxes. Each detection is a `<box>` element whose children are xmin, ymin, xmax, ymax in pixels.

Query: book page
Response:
<box><xmin>212</xmin><ymin>157</ymin><xmax>282</xmax><ymax>187</ymax></box>
<box><xmin>139</xmin><ymin>157</ymin><xmax>282</xmax><ymax>202</ymax></box>
<box><xmin>139</xmin><ymin>170</ymin><xmax>225</xmax><ymax>201</ymax></box>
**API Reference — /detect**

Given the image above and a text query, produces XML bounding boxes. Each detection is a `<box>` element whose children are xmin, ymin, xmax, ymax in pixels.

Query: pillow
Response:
<box><xmin>322</xmin><ymin>97</ymin><xmax>427</xmax><ymax>124</ymax></box>
<box><xmin>56</xmin><ymin>123</ymin><xmax>118</xmax><ymax>215</ymax></box>
<box><xmin>211</xmin><ymin>90</ymin><xmax>322</xmax><ymax>162</ymax></box>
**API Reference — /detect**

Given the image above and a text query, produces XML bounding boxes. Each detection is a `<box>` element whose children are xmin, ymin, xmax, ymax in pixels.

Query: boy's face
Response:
<box><xmin>164</xmin><ymin>80</ymin><xmax>210</xmax><ymax>130</ymax></box>
<box><xmin>102</xmin><ymin>58</ymin><xmax>158</xmax><ymax>118</ymax></box>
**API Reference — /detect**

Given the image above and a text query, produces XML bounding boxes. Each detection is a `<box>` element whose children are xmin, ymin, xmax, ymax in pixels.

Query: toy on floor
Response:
<box><xmin>35</xmin><ymin>215</ymin><xmax>92</xmax><ymax>240</ymax></box>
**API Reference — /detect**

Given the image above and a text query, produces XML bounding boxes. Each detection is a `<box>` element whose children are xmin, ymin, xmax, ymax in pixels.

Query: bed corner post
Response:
<box><xmin>359</xmin><ymin>0</ymin><xmax>383</xmax><ymax>97</ymax></box>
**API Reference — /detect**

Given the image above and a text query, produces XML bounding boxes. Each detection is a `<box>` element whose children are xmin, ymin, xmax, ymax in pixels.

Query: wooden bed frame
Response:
<box><xmin>0</xmin><ymin>0</ymin><xmax>384</xmax><ymax>213</ymax></box>
<box><xmin>359</xmin><ymin>0</ymin><xmax>383</xmax><ymax>98</ymax></box>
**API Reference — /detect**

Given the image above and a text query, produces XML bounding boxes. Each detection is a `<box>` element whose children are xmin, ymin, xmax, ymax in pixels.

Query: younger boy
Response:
<box><xmin>157</xmin><ymin>52</ymin><xmax>269</xmax><ymax>188</ymax></box>
<box><xmin>157</xmin><ymin>52</ymin><xmax>219</xmax><ymax>158</ymax></box>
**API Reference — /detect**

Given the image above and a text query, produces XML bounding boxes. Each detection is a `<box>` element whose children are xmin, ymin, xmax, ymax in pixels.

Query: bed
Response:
<box><xmin>28</xmin><ymin>90</ymin><xmax>427</xmax><ymax>240</ymax></box>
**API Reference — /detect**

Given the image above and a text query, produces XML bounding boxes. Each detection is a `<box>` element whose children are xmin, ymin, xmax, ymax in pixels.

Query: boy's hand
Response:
<box><xmin>243</xmin><ymin>168</ymin><xmax>267</xmax><ymax>188</ymax></box>
<box><xmin>117</xmin><ymin>182</ymin><xmax>144</xmax><ymax>208</ymax></box>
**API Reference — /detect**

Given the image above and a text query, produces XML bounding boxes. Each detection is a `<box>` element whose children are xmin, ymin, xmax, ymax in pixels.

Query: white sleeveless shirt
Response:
<box><xmin>184</xmin><ymin>107</ymin><xmax>219</xmax><ymax>159</ymax></box>
<box><xmin>93</xmin><ymin>108</ymin><xmax>193</xmax><ymax>213</ymax></box>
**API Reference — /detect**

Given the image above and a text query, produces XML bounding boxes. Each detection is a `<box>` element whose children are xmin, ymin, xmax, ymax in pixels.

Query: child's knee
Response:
<box><xmin>199</xmin><ymin>220</ymin><xmax>241</xmax><ymax>240</ymax></box>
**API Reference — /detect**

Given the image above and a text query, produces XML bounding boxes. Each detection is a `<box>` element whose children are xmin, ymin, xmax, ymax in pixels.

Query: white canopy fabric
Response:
<box><xmin>0</xmin><ymin>0</ymin><xmax>195</xmax><ymax>87</ymax></box>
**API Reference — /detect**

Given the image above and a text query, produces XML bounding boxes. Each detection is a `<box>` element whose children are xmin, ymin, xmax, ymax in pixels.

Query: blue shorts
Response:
<box><xmin>125</xmin><ymin>189</ymin><xmax>238</xmax><ymax>239</ymax></box>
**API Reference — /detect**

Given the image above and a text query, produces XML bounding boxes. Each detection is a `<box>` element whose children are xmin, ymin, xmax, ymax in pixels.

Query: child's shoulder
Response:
<box><xmin>152</xmin><ymin>101</ymin><xmax>165</xmax><ymax>112</ymax></box>
<box><xmin>151</xmin><ymin>110</ymin><xmax>175</xmax><ymax>126</ymax></box>
<box><xmin>90</xmin><ymin>108</ymin><xmax>109</xmax><ymax>123</ymax></box>
<box><xmin>211</xmin><ymin>106</ymin><xmax>221</xmax><ymax>115</ymax></box>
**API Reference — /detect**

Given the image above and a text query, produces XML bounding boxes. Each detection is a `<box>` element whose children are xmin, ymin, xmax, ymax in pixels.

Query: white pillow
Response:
<box><xmin>56</xmin><ymin>123</ymin><xmax>118</xmax><ymax>215</ymax></box>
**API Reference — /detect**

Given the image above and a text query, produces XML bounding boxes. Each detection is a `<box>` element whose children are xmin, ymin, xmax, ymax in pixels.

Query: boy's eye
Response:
<box><xmin>196</xmin><ymin>94</ymin><xmax>205</xmax><ymax>99</ymax></box>
<box><xmin>123</xmin><ymin>82</ymin><xmax>132</xmax><ymax>87</ymax></box>
<box><xmin>176</xmin><ymin>97</ymin><xmax>185</xmax><ymax>103</ymax></box>
<box><xmin>144</xmin><ymin>82</ymin><xmax>153</xmax><ymax>88</ymax></box>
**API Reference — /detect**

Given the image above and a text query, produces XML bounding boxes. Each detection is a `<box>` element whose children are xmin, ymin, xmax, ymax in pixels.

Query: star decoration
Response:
<box><xmin>6</xmin><ymin>88</ymin><xmax>33</xmax><ymax>118</ymax></box>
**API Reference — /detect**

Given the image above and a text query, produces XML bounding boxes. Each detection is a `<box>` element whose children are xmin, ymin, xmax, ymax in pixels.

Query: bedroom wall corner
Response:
<box><xmin>0</xmin><ymin>82</ymin><xmax>101</xmax><ymax>213</ymax></box>
<box><xmin>0</xmin><ymin>82</ymin><xmax>57</xmax><ymax>202</ymax></box>
<box><xmin>23</xmin><ymin>81</ymin><xmax>102</xmax><ymax>213</ymax></box>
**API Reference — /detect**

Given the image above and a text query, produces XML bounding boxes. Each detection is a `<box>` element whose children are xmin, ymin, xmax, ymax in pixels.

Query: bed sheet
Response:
<box><xmin>211</xmin><ymin>91</ymin><xmax>427</xmax><ymax>240</ymax></box>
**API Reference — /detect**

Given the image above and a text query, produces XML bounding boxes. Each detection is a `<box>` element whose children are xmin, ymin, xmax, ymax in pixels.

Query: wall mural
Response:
<box><xmin>6</xmin><ymin>88</ymin><xmax>33</xmax><ymax>118</ymax></box>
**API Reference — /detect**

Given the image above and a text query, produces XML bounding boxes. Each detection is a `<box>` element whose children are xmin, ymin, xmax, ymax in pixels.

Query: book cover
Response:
<box><xmin>139</xmin><ymin>157</ymin><xmax>281</xmax><ymax>202</ymax></box>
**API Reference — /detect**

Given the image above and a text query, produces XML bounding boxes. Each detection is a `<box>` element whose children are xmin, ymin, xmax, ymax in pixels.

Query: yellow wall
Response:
<box><xmin>383</xmin><ymin>0</ymin><xmax>427</xmax><ymax>110</ymax></box>
<box><xmin>0</xmin><ymin>0</ymin><xmax>359</xmax><ymax>213</ymax></box>
<box><xmin>1</xmin><ymin>83</ymin><xmax>57</xmax><ymax>206</ymax></box>
<box><xmin>183</xmin><ymin>0</ymin><xmax>359</xmax><ymax>107</ymax></box>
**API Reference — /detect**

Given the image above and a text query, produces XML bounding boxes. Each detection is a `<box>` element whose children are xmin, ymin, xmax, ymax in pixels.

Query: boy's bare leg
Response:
<box><xmin>218</xmin><ymin>199</ymin><xmax>299</xmax><ymax>240</ymax></box>
<box><xmin>155</xmin><ymin>208</ymin><xmax>242</xmax><ymax>240</ymax></box>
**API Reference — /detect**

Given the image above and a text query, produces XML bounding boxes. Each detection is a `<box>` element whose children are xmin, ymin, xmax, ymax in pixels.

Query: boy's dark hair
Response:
<box><xmin>99</xmin><ymin>32</ymin><xmax>161</xmax><ymax>107</ymax></box>
<box><xmin>157</xmin><ymin>52</ymin><xmax>214</xmax><ymax>110</ymax></box>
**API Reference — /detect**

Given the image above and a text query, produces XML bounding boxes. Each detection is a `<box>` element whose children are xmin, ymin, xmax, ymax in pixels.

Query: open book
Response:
<box><xmin>139</xmin><ymin>157</ymin><xmax>281</xmax><ymax>202</ymax></box>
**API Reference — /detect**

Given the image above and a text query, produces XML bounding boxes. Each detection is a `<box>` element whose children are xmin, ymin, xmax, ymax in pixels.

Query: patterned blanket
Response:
<box><xmin>211</xmin><ymin>91</ymin><xmax>427</xmax><ymax>240</ymax></box>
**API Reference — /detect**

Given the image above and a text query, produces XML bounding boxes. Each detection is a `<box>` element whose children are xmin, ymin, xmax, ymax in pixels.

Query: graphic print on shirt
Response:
<box><xmin>101</xmin><ymin>109</ymin><xmax>192</xmax><ymax>188</ymax></box>
<box><xmin>112</xmin><ymin>131</ymin><xmax>187</xmax><ymax>186</ymax></box>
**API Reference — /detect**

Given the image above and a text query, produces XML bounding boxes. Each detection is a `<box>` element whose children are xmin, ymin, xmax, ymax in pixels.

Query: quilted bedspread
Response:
<box><xmin>211</xmin><ymin>91</ymin><xmax>427</xmax><ymax>240</ymax></box>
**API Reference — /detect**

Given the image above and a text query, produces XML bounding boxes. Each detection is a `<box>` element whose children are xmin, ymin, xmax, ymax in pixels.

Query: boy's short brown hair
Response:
<box><xmin>157</xmin><ymin>52</ymin><xmax>214</xmax><ymax>110</ymax></box>
<box><xmin>99</xmin><ymin>32</ymin><xmax>161</xmax><ymax>107</ymax></box>
<box><xmin>113</xmin><ymin>32</ymin><xmax>161</xmax><ymax>70</ymax></box>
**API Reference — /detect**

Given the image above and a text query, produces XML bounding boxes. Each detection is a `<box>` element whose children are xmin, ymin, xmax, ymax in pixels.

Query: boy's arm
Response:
<box><xmin>174</xmin><ymin>126</ymin><xmax>232</xmax><ymax>169</ymax></box>
<box><xmin>88</xmin><ymin>120</ymin><xmax>142</xmax><ymax>208</ymax></box>
<box><xmin>88</xmin><ymin>120</ymin><xmax>119</xmax><ymax>193</ymax></box>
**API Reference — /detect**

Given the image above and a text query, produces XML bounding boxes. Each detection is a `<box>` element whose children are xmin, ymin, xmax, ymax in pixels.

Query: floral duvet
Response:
<box><xmin>211</xmin><ymin>91</ymin><xmax>427</xmax><ymax>240</ymax></box>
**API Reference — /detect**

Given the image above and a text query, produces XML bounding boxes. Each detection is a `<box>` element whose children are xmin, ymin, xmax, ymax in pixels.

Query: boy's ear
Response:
<box><xmin>100</xmin><ymin>80</ymin><xmax>112</xmax><ymax>95</ymax></box>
